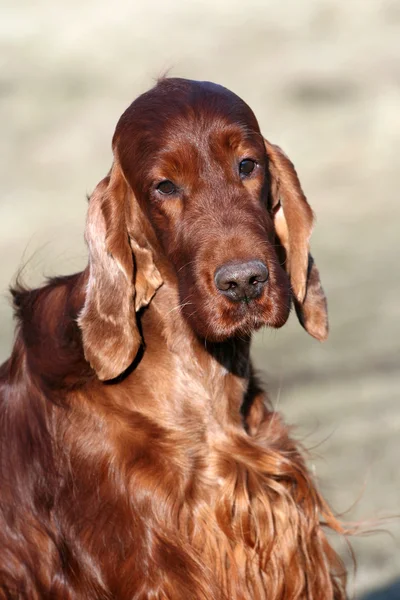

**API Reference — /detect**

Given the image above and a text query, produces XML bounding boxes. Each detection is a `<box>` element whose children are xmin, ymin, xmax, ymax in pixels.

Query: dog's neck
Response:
<box><xmin>204</xmin><ymin>338</ymin><xmax>251</xmax><ymax>379</ymax></box>
<box><xmin>146</xmin><ymin>279</ymin><xmax>253</xmax><ymax>432</ymax></box>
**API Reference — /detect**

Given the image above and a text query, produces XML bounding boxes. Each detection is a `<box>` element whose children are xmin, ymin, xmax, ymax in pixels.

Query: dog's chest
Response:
<box><xmin>70</xmin><ymin>320</ymin><xmax>266</xmax><ymax>595</ymax></box>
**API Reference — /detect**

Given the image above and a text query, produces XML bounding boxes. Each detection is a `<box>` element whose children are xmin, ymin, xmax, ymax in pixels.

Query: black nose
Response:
<box><xmin>214</xmin><ymin>260</ymin><xmax>269</xmax><ymax>302</ymax></box>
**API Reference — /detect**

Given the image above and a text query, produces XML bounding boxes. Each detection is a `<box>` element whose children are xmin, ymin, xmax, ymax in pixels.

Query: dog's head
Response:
<box><xmin>79</xmin><ymin>78</ymin><xmax>328</xmax><ymax>380</ymax></box>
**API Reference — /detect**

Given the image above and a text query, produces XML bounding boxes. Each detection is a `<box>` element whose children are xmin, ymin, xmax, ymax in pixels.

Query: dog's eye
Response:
<box><xmin>157</xmin><ymin>180</ymin><xmax>176</xmax><ymax>195</ymax></box>
<box><xmin>239</xmin><ymin>159</ymin><xmax>256</xmax><ymax>177</ymax></box>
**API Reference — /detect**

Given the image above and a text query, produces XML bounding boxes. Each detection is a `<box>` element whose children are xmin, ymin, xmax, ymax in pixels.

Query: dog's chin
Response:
<box><xmin>183</xmin><ymin>295</ymin><xmax>291</xmax><ymax>343</ymax></box>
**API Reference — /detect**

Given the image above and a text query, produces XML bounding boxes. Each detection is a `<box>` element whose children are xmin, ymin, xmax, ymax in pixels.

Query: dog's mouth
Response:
<box><xmin>215</xmin><ymin>285</ymin><xmax>291</xmax><ymax>339</ymax></box>
<box><xmin>179</xmin><ymin>265</ymin><xmax>291</xmax><ymax>342</ymax></box>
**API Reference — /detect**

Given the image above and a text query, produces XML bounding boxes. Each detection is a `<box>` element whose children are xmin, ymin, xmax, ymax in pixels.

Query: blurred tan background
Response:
<box><xmin>1</xmin><ymin>0</ymin><xmax>399</xmax><ymax>597</ymax></box>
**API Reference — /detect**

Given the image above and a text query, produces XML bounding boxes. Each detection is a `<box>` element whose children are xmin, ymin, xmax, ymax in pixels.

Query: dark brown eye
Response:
<box><xmin>157</xmin><ymin>180</ymin><xmax>176</xmax><ymax>195</ymax></box>
<box><xmin>239</xmin><ymin>159</ymin><xmax>256</xmax><ymax>177</ymax></box>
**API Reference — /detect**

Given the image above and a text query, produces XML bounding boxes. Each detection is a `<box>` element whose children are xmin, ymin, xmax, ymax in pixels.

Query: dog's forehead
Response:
<box><xmin>114</xmin><ymin>78</ymin><xmax>260</xmax><ymax>147</ymax></box>
<box><xmin>113</xmin><ymin>79</ymin><xmax>263</xmax><ymax>184</ymax></box>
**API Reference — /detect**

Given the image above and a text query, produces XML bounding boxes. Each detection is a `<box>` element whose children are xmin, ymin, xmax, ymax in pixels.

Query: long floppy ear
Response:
<box><xmin>264</xmin><ymin>139</ymin><xmax>328</xmax><ymax>341</ymax></box>
<box><xmin>78</xmin><ymin>160</ymin><xmax>162</xmax><ymax>380</ymax></box>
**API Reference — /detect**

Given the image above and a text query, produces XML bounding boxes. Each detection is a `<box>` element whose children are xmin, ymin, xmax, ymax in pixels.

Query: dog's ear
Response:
<box><xmin>78</xmin><ymin>160</ymin><xmax>162</xmax><ymax>380</ymax></box>
<box><xmin>264</xmin><ymin>139</ymin><xmax>328</xmax><ymax>341</ymax></box>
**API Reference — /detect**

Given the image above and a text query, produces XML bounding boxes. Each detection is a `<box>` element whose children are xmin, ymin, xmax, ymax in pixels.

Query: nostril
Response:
<box><xmin>214</xmin><ymin>267</ymin><xmax>236</xmax><ymax>292</ymax></box>
<box><xmin>249</xmin><ymin>263</ymin><xmax>269</xmax><ymax>285</ymax></box>
<box><xmin>215</xmin><ymin>275</ymin><xmax>237</xmax><ymax>292</ymax></box>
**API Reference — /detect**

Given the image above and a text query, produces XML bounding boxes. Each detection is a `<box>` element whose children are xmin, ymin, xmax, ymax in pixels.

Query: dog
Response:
<box><xmin>0</xmin><ymin>77</ymin><xmax>346</xmax><ymax>599</ymax></box>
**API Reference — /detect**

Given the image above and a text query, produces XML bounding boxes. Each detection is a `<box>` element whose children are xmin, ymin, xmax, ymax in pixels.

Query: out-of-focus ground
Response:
<box><xmin>1</xmin><ymin>0</ymin><xmax>399</xmax><ymax>596</ymax></box>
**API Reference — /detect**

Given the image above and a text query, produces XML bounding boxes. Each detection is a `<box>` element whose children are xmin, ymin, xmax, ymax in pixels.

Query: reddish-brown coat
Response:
<box><xmin>0</xmin><ymin>78</ymin><xmax>343</xmax><ymax>599</ymax></box>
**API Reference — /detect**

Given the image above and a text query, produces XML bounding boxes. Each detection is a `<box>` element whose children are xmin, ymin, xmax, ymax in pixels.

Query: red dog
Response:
<box><xmin>0</xmin><ymin>78</ymin><xmax>346</xmax><ymax>599</ymax></box>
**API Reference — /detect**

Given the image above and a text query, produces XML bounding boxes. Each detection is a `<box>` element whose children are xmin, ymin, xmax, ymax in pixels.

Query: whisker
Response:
<box><xmin>177</xmin><ymin>260</ymin><xmax>197</xmax><ymax>274</ymax></box>
<box><xmin>157</xmin><ymin>300</ymin><xmax>194</xmax><ymax>325</ymax></box>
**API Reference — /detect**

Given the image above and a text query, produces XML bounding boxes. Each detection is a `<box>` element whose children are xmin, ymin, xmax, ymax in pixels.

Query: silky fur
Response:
<box><xmin>0</xmin><ymin>78</ymin><xmax>346</xmax><ymax>599</ymax></box>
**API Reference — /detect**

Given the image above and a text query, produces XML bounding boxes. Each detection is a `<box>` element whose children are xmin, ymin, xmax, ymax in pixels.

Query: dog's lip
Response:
<box><xmin>218</xmin><ymin>291</ymin><xmax>267</xmax><ymax>311</ymax></box>
<box><xmin>219</xmin><ymin>300</ymin><xmax>269</xmax><ymax>326</ymax></box>
<box><xmin>215</xmin><ymin>288</ymin><xmax>291</xmax><ymax>329</ymax></box>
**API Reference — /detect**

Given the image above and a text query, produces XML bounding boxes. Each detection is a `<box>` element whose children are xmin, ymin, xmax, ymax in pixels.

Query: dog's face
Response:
<box><xmin>114</xmin><ymin>79</ymin><xmax>290</xmax><ymax>341</ymax></box>
<box><xmin>79</xmin><ymin>78</ymin><xmax>328</xmax><ymax>380</ymax></box>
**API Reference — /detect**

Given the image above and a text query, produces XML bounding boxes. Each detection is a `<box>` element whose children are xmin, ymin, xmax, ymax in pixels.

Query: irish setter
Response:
<box><xmin>0</xmin><ymin>78</ymin><xmax>347</xmax><ymax>599</ymax></box>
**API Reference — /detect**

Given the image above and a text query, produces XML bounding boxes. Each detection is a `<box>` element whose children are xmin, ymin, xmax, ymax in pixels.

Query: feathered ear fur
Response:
<box><xmin>264</xmin><ymin>139</ymin><xmax>328</xmax><ymax>341</ymax></box>
<box><xmin>78</xmin><ymin>160</ymin><xmax>162</xmax><ymax>380</ymax></box>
